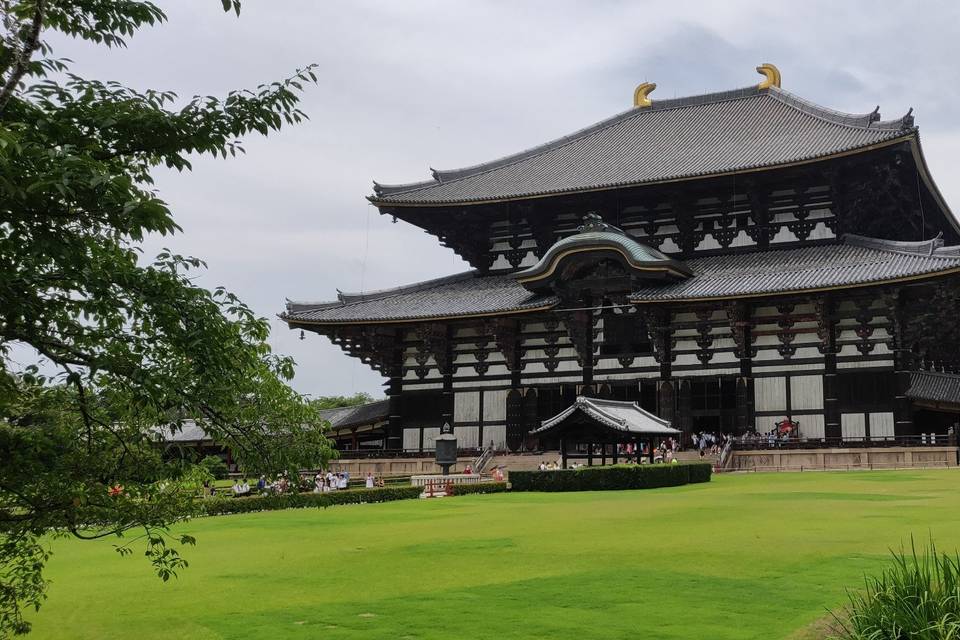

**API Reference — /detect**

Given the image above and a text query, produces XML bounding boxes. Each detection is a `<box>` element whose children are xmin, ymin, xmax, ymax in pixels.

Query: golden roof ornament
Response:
<box><xmin>756</xmin><ymin>63</ymin><xmax>781</xmax><ymax>90</ymax></box>
<box><xmin>633</xmin><ymin>82</ymin><xmax>656</xmax><ymax>108</ymax></box>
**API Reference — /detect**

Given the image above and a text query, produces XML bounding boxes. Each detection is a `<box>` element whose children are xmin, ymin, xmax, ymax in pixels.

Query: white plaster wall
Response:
<box><xmin>870</xmin><ymin>412</ymin><xmax>895</xmax><ymax>440</ymax></box>
<box><xmin>791</xmin><ymin>375</ymin><xmax>823</xmax><ymax>410</ymax></box>
<box><xmin>755</xmin><ymin>377</ymin><xmax>787</xmax><ymax>412</ymax></box>
<box><xmin>483</xmin><ymin>389</ymin><xmax>509</xmax><ymax>422</ymax></box>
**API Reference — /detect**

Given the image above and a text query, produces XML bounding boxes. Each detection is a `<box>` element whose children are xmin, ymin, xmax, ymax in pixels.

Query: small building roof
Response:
<box><xmin>317</xmin><ymin>399</ymin><xmax>389</xmax><ymax>432</ymax></box>
<box><xmin>369</xmin><ymin>85</ymin><xmax>914</xmax><ymax>206</ymax></box>
<box><xmin>906</xmin><ymin>372</ymin><xmax>960</xmax><ymax>407</ymax></box>
<box><xmin>282</xmin><ymin>235</ymin><xmax>960</xmax><ymax>325</ymax></box>
<box><xmin>531</xmin><ymin>396</ymin><xmax>679</xmax><ymax>436</ymax></box>
<box><xmin>151</xmin><ymin>420</ymin><xmax>213</xmax><ymax>444</ymax></box>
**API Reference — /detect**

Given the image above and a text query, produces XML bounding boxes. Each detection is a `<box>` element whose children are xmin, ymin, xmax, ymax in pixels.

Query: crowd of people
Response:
<box><xmin>214</xmin><ymin>470</ymin><xmax>389</xmax><ymax>498</ymax></box>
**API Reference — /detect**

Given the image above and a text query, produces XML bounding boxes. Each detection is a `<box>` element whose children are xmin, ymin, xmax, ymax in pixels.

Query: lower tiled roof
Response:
<box><xmin>283</xmin><ymin>236</ymin><xmax>960</xmax><ymax>325</ymax></box>
<box><xmin>630</xmin><ymin>236</ymin><xmax>960</xmax><ymax>302</ymax></box>
<box><xmin>906</xmin><ymin>372</ymin><xmax>960</xmax><ymax>406</ymax></box>
<box><xmin>284</xmin><ymin>272</ymin><xmax>558</xmax><ymax>324</ymax></box>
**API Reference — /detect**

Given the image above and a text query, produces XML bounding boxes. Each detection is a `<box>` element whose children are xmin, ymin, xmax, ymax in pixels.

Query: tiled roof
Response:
<box><xmin>318</xmin><ymin>399</ymin><xmax>389</xmax><ymax>432</ymax></box>
<box><xmin>151</xmin><ymin>421</ymin><xmax>213</xmax><ymax>444</ymax></box>
<box><xmin>283</xmin><ymin>236</ymin><xmax>960</xmax><ymax>324</ymax></box>
<box><xmin>531</xmin><ymin>396</ymin><xmax>679</xmax><ymax>435</ymax></box>
<box><xmin>630</xmin><ymin>235</ymin><xmax>960</xmax><ymax>302</ymax></box>
<box><xmin>370</xmin><ymin>85</ymin><xmax>913</xmax><ymax>206</ymax></box>
<box><xmin>906</xmin><ymin>372</ymin><xmax>960</xmax><ymax>406</ymax></box>
<box><xmin>283</xmin><ymin>271</ymin><xmax>558</xmax><ymax>324</ymax></box>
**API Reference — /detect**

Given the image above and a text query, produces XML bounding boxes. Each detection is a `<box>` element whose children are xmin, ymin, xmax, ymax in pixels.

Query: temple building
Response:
<box><xmin>283</xmin><ymin>64</ymin><xmax>960</xmax><ymax>453</ymax></box>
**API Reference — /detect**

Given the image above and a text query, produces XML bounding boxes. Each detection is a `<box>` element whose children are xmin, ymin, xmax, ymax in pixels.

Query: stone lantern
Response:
<box><xmin>434</xmin><ymin>422</ymin><xmax>457</xmax><ymax>475</ymax></box>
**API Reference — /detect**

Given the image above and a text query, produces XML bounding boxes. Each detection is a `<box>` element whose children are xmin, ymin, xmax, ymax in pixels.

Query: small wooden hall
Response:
<box><xmin>531</xmin><ymin>396</ymin><xmax>680</xmax><ymax>467</ymax></box>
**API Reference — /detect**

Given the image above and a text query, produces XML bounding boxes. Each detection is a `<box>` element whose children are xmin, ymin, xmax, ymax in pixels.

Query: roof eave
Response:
<box><xmin>368</xmin><ymin>135</ymin><xmax>916</xmax><ymax>208</ymax></box>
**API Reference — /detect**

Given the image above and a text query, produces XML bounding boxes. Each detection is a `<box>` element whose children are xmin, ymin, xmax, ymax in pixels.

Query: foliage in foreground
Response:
<box><xmin>0</xmin><ymin>1</ymin><xmax>330</xmax><ymax>635</ymax></box>
<box><xmin>310</xmin><ymin>393</ymin><xmax>378</xmax><ymax>410</ymax></box>
<box><xmin>830</xmin><ymin>538</ymin><xmax>960</xmax><ymax>640</ymax></box>
<box><xmin>509</xmin><ymin>463</ymin><xmax>712</xmax><ymax>492</ymax></box>
<box><xmin>199</xmin><ymin>456</ymin><xmax>230</xmax><ymax>481</ymax></box>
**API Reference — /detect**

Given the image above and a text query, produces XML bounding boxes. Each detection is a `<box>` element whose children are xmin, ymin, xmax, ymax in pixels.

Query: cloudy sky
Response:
<box><xmin>48</xmin><ymin>0</ymin><xmax>960</xmax><ymax>398</ymax></box>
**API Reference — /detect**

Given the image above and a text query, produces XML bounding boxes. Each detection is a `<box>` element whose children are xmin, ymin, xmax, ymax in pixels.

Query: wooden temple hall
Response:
<box><xmin>283</xmin><ymin>64</ymin><xmax>960</xmax><ymax>454</ymax></box>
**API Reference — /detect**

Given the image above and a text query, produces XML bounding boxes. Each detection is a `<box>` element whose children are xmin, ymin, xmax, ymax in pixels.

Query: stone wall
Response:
<box><xmin>730</xmin><ymin>447</ymin><xmax>958</xmax><ymax>471</ymax></box>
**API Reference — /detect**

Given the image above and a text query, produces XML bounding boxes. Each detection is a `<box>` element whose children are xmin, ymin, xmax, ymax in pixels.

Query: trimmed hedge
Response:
<box><xmin>449</xmin><ymin>482</ymin><xmax>509</xmax><ymax>496</ymax></box>
<box><xmin>201</xmin><ymin>486</ymin><xmax>422</xmax><ymax>516</ymax></box>
<box><xmin>509</xmin><ymin>463</ymin><xmax>712</xmax><ymax>492</ymax></box>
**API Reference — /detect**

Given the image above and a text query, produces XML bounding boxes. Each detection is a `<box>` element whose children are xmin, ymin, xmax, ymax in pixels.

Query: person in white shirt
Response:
<box><xmin>365</xmin><ymin>472</ymin><xmax>375</xmax><ymax>489</ymax></box>
<box><xmin>337</xmin><ymin>474</ymin><xmax>348</xmax><ymax>490</ymax></box>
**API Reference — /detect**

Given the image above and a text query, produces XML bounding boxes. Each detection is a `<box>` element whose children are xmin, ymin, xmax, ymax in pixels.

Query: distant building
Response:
<box><xmin>284</xmin><ymin>64</ymin><xmax>960</xmax><ymax>453</ymax></box>
<box><xmin>318</xmin><ymin>399</ymin><xmax>389</xmax><ymax>451</ymax></box>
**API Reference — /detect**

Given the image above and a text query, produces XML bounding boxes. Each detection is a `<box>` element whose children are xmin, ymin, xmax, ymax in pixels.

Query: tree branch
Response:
<box><xmin>0</xmin><ymin>0</ymin><xmax>45</xmax><ymax>113</ymax></box>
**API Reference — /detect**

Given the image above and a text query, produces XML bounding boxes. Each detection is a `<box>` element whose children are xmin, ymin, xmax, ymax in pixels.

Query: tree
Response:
<box><xmin>0</xmin><ymin>1</ymin><xmax>332</xmax><ymax>635</ymax></box>
<box><xmin>311</xmin><ymin>393</ymin><xmax>378</xmax><ymax>410</ymax></box>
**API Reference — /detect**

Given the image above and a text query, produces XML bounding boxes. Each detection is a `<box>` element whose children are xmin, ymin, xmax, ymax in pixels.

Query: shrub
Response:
<box><xmin>509</xmin><ymin>463</ymin><xmax>712</xmax><ymax>492</ymax></box>
<box><xmin>830</xmin><ymin>538</ymin><xmax>960</xmax><ymax>639</ymax></box>
<box><xmin>199</xmin><ymin>455</ymin><xmax>229</xmax><ymax>480</ymax></box>
<box><xmin>201</xmin><ymin>486</ymin><xmax>422</xmax><ymax>516</ymax></box>
<box><xmin>449</xmin><ymin>482</ymin><xmax>508</xmax><ymax>496</ymax></box>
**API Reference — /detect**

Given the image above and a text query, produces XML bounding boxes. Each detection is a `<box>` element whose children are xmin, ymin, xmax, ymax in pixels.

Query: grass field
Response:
<box><xmin>27</xmin><ymin>469</ymin><xmax>960</xmax><ymax>640</ymax></box>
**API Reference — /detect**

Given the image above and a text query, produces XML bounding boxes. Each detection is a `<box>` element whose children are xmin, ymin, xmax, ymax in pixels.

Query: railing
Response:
<box><xmin>334</xmin><ymin>447</ymin><xmax>485</xmax><ymax>460</ymax></box>
<box><xmin>473</xmin><ymin>446</ymin><xmax>495</xmax><ymax>474</ymax></box>
<box><xmin>717</xmin><ymin>439</ymin><xmax>734</xmax><ymax>469</ymax></box>
<box><xmin>732</xmin><ymin>434</ymin><xmax>957</xmax><ymax>451</ymax></box>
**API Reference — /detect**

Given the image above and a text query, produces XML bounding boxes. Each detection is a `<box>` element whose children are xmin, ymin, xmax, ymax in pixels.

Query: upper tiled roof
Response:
<box><xmin>370</xmin><ymin>85</ymin><xmax>914</xmax><ymax>206</ymax></box>
<box><xmin>283</xmin><ymin>235</ymin><xmax>960</xmax><ymax>325</ymax></box>
<box><xmin>906</xmin><ymin>372</ymin><xmax>960</xmax><ymax>406</ymax></box>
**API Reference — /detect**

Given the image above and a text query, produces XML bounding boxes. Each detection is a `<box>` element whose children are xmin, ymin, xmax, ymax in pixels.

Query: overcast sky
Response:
<box><xmin>47</xmin><ymin>0</ymin><xmax>960</xmax><ymax>398</ymax></box>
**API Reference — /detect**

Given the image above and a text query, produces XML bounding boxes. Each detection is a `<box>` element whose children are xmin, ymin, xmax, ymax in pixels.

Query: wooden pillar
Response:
<box><xmin>612</xmin><ymin>442</ymin><xmax>619</xmax><ymax>464</ymax></box>
<box><xmin>560</xmin><ymin>438</ymin><xmax>567</xmax><ymax>469</ymax></box>
<box><xmin>583</xmin><ymin>306</ymin><xmax>595</xmax><ymax>392</ymax></box>
<box><xmin>587</xmin><ymin>442</ymin><xmax>594</xmax><ymax>467</ymax></box>
<box><xmin>819</xmin><ymin>298</ymin><xmax>841</xmax><ymax>441</ymax></box>
<box><xmin>728</xmin><ymin>301</ymin><xmax>755</xmax><ymax>433</ymax></box>
<box><xmin>678</xmin><ymin>379</ymin><xmax>693</xmax><ymax>437</ymax></box>
<box><xmin>886</xmin><ymin>291</ymin><xmax>914</xmax><ymax>436</ymax></box>
<box><xmin>386</xmin><ymin>329</ymin><xmax>404</xmax><ymax>451</ymax></box>
<box><xmin>441</xmin><ymin>326</ymin><xmax>454</xmax><ymax>428</ymax></box>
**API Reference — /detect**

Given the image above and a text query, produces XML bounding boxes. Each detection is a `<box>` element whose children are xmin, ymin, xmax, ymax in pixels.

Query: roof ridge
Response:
<box><xmin>371</xmin><ymin>85</ymin><xmax>913</xmax><ymax>202</ymax></box>
<box><xmin>336</xmin><ymin>270</ymin><xmax>478</xmax><ymax>303</ymax></box>
<box><xmin>371</xmin><ymin>86</ymin><xmax>772</xmax><ymax>200</ymax></box>
<box><xmin>767</xmin><ymin>87</ymin><xmax>908</xmax><ymax>131</ymax></box>
<box><xmin>286</xmin><ymin>271</ymin><xmax>480</xmax><ymax>313</ymax></box>
<box><xmin>842</xmin><ymin>233</ymin><xmax>960</xmax><ymax>258</ymax></box>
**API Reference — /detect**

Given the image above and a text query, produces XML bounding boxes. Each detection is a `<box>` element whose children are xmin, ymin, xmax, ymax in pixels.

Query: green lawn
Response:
<box><xmin>27</xmin><ymin>469</ymin><xmax>960</xmax><ymax>640</ymax></box>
